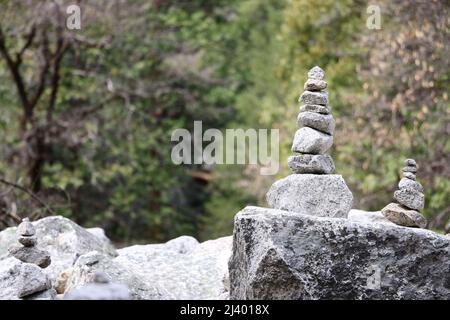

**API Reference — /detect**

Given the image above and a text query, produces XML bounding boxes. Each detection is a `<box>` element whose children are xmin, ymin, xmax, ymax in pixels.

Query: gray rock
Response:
<box><xmin>291</xmin><ymin>127</ymin><xmax>333</xmax><ymax>154</ymax></box>
<box><xmin>403</xmin><ymin>172</ymin><xmax>416</xmax><ymax>180</ymax></box>
<box><xmin>405</xmin><ymin>158</ymin><xmax>417</xmax><ymax>167</ymax></box>
<box><xmin>299</xmin><ymin>104</ymin><xmax>331</xmax><ymax>114</ymax></box>
<box><xmin>24</xmin><ymin>288</ymin><xmax>57</xmax><ymax>300</ymax></box>
<box><xmin>381</xmin><ymin>203</ymin><xmax>427</xmax><ymax>228</ymax></box>
<box><xmin>300</xmin><ymin>91</ymin><xmax>328</xmax><ymax>106</ymax></box>
<box><xmin>266</xmin><ymin>174</ymin><xmax>353</xmax><ymax>218</ymax></box>
<box><xmin>348</xmin><ymin>209</ymin><xmax>395</xmax><ymax>225</ymax></box>
<box><xmin>304</xmin><ymin>79</ymin><xmax>327</xmax><ymax>91</ymax></box>
<box><xmin>64</xmin><ymin>282</ymin><xmax>131</xmax><ymax>300</ymax></box>
<box><xmin>398</xmin><ymin>177</ymin><xmax>423</xmax><ymax>193</ymax></box>
<box><xmin>0</xmin><ymin>257</ymin><xmax>22</xmax><ymax>299</ymax></box>
<box><xmin>65</xmin><ymin>271</ymin><xmax>131</xmax><ymax>300</ymax></box>
<box><xmin>0</xmin><ymin>216</ymin><xmax>117</xmax><ymax>284</ymax></box>
<box><xmin>17</xmin><ymin>218</ymin><xmax>35</xmax><ymax>236</ymax></box>
<box><xmin>394</xmin><ymin>188</ymin><xmax>425</xmax><ymax>211</ymax></box>
<box><xmin>307</xmin><ymin>66</ymin><xmax>325</xmax><ymax>80</ymax></box>
<box><xmin>229</xmin><ymin>206</ymin><xmax>450</xmax><ymax>300</ymax></box>
<box><xmin>8</xmin><ymin>245</ymin><xmax>51</xmax><ymax>268</ymax></box>
<box><xmin>297</xmin><ymin>111</ymin><xmax>335</xmax><ymax>134</ymax></box>
<box><xmin>65</xmin><ymin>236</ymin><xmax>232</xmax><ymax>300</ymax></box>
<box><xmin>18</xmin><ymin>235</ymin><xmax>37</xmax><ymax>247</ymax></box>
<box><xmin>287</xmin><ymin>154</ymin><xmax>335</xmax><ymax>174</ymax></box>
<box><xmin>65</xmin><ymin>251</ymin><xmax>167</xmax><ymax>300</ymax></box>
<box><xmin>403</xmin><ymin>165</ymin><xmax>418</xmax><ymax>173</ymax></box>
<box><xmin>17</xmin><ymin>263</ymin><xmax>52</xmax><ymax>298</ymax></box>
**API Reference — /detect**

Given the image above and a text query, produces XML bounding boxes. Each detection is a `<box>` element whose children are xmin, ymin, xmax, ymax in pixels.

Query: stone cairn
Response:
<box><xmin>8</xmin><ymin>218</ymin><xmax>54</xmax><ymax>299</ymax></box>
<box><xmin>266</xmin><ymin>66</ymin><xmax>353</xmax><ymax>218</ymax></box>
<box><xmin>288</xmin><ymin>66</ymin><xmax>335</xmax><ymax>174</ymax></box>
<box><xmin>381</xmin><ymin>159</ymin><xmax>427</xmax><ymax>228</ymax></box>
<box><xmin>9</xmin><ymin>218</ymin><xmax>51</xmax><ymax>268</ymax></box>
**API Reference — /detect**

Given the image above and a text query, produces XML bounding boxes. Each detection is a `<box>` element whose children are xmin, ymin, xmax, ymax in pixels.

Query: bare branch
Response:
<box><xmin>0</xmin><ymin>178</ymin><xmax>56</xmax><ymax>215</ymax></box>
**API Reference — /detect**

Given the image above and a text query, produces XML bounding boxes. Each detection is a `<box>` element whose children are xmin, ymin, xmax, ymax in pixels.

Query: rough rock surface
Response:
<box><xmin>64</xmin><ymin>251</ymin><xmax>168</xmax><ymax>300</ymax></box>
<box><xmin>347</xmin><ymin>209</ymin><xmax>394</xmax><ymax>225</ymax></box>
<box><xmin>394</xmin><ymin>188</ymin><xmax>425</xmax><ymax>211</ymax></box>
<box><xmin>307</xmin><ymin>66</ymin><xmax>325</xmax><ymax>80</ymax></box>
<box><xmin>0</xmin><ymin>216</ymin><xmax>117</xmax><ymax>284</ymax></box>
<box><xmin>287</xmin><ymin>154</ymin><xmax>335</xmax><ymax>174</ymax></box>
<box><xmin>65</xmin><ymin>235</ymin><xmax>232</xmax><ymax>300</ymax></box>
<box><xmin>0</xmin><ymin>257</ymin><xmax>52</xmax><ymax>299</ymax></box>
<box><xmin>266</xmin><ymin>174</ymin><xmax>353</xmax><ymax>218</ymax></box>
<box><xmin>291</xmin><ymin>127</ymin><xmax>333</xmax><ymax>154</ymax></box>
<box><xmin>229</xmin><ymin>206</ymin><xmax>450</xmax><ymax>300</ymax></box>
<box><xmin>297</xmin><ymin>111</ymin><xmax>335</xmax><ymax>135</ymax></box>
<box><xmin>381</xmin><ymin>203</ymin><xmax>427</xmax><ymax>228</ymax></box>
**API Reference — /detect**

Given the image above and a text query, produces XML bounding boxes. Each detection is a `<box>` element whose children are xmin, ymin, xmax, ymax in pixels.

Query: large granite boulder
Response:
<box><xmin>229</xmin><ymin>206</ymin><xmax>450</xmax><ymax>300</ymax></box>
<box><xmin>266</xmin><ymin>174</ymin><xmax>353</xmax><ymax>218</ymax></box>
<box><xmin>0</xmin><ymin>216</ymin><xmax>117</xmax><ymax>284</ymax></box>
<box><xmin>65</xmin><ymin>235</ymin><xmax>232</xmax><ymax>300</ymax></box>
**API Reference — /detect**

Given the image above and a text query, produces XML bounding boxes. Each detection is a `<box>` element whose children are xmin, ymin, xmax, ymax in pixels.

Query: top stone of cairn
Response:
<box><xmin>307</xmin><ymin>66</ymin><xmax>325</xmax><ymax>80</ymax></box>
<box><xmin>17</xmin><ymin>218</ymin><xmax>35</xmax><ymax>236</ymax></box>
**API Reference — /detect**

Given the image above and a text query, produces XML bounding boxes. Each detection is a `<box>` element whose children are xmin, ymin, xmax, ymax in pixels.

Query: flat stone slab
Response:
<box><xmin>381</xmin><ymin>202</ymin><xmax>427</xmax><ymax>228</ymax></box>
<box><xmin>266</xmin><ymin>174</ymin><xmax>353</xmax><ymax>218</ymax></box>
<box><xmin>297</xmin><ymin>111</ymin><xmax>335</xmax><ymax>135</ymax></box>
<box><xmin>287</xmin><ymin>154</ymin><xmax>335</xmax><ymax>174</ymax></box>
<box><xmin>229</xmin><ymin>206</ymin><xmax>450</xmax><ymax>300</ymax></box>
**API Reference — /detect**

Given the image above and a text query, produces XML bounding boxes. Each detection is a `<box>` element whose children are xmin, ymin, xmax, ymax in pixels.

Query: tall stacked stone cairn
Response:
<box><xmin>266</xmin><ymin>66</ymin><xmax>353</xmax><ymax>218</ymax></box>
<box><xmin>381</xmin><ymin>159</ymin><xmax>427</xmax><ymax>228</ymax></box>
<box><xmin>8</xmin><ymin>218</ymin><xmax>55</xmax><ymax>299</ymax></box>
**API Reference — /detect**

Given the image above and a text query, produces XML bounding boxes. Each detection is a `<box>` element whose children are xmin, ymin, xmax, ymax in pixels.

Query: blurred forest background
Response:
<box><xmin>0</xmin><ymin>0</ymin><xmax>448</xmax><ymax>243</ymax></box>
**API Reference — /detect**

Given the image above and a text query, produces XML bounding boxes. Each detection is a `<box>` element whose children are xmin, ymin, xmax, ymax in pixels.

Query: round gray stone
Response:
<box><xmin>404</xmin><ymin>159</ymin><xmax>417</xmax><ymax>167</ymax></box>
<box><xmin>297</xmin><ymin>111</ymin><xmax>335</xmax><ymax>134</ymax></box>
<box><xmin>291</xmin><ymin>127</ymin><xmax>333</xmax><ymax>154</ymax></box>
<box><xmin>17</xmin><ymin>218</ymin><xmax>35</xmax><ymax>237</ymax></box>
<box><xmin>299</xmin><ymin>104</ymin><xmax>331</xmax><ymax>114</ymax></box>
<box><xmin>266</xmin><ymin>174</ymin><xmax>353</xmax><ymax>218</ymax></box>
<box><xmin>398</xmin><ymin>178</ymin><xmax>423</xmax><ymax>193</ymax></box>
<box><xmin>394</xmin><ymin>188</ymin><xmax>425</xmax><ymax>211</ymax></box>
<box><xmin>307</xmin><ymin>66</ymin><xmax>325</xmax><ymax>80</ymax></box>
<box><xmin>403</xmin><ymin>165</ymin><xmax>417</xmax><ymax>173</ymax></box>
<box><xmin>300</xmin><ymin>90</ymin><xmax>328</xmax><ymax>106</ymax></box>
<box><xmin>403</xmin><ymin>172</ymin><xmax>416</xmax><ymax>180</ymax></box>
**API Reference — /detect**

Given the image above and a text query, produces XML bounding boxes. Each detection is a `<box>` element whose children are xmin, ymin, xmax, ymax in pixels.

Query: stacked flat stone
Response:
<box><xmin>288</xmin><ymin>66</ymin><xmax>335</xmax><ymax>174</ymax></box>
<box><xmin>9</xmin><ymin>218</ymin><xmax>51</xmax><ymax>268</ymax></box>
<box><xmin>382</xmin><ymin>159</ymin><xmax>427</xmax><ymax>228</ymax></box>
<box><xmin>266</xmin><ymin>66</ymin><xmax>353</xmax><ymax>218</ymax></box>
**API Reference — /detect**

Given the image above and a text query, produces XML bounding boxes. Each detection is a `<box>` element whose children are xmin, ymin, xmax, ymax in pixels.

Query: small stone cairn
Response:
<box><xmin>289</xmin><ymin>66</ymin><xmax>335</xmax><ymax>174</ymax></box>
<box><xmin>9</xmin><ymin>218</ymin><xmax>51</xmax><ymax>268</ymax></box>
<box><xmin>8</xmin><ymin>218</ymin><xmax>54</xmax><ymax>299</ymax></box>
<box><xmin>382</xmin><ymin>159</ymin><xmax>427</xmax><ymax>228</ymax></box>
